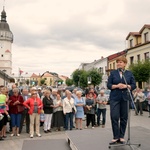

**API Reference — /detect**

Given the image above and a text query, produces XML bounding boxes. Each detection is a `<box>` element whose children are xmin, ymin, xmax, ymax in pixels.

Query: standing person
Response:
<box><xmin>134</xmin><ymin>88</ymin><xmax>145</xmax><ymax>116</ymax></box>
<box><xmin>53</xmin><ymin>93</ymin><xmax>64</xmax><ymax>131</ymax></box>
<box><xmin>23</xmin><ymin>91</ymin><xmax>43</xmax><ymax>138</ymax></box>
<box><xmin>19</xmin><ymin>88</ymin><xmax>30</xmax><ymax>134</ymax></box>
<box><xmin>0</xmin><ymin>87</ymin><xmax>10</xmax><ymax>138</ymax></box>
<box><xmin>9</xmin><ymin>88</ymin><xmax>24</xmax><ymax>136</ymax></box>
<box><xmin>107</xmin><ymin>56</ymin><xmax>136</xmax><ymax>145</ymax></box>
<box><xmin>0</xmin><ymin>87</ymin><xmax>10</xmax><ymax>120</ymax></box>
<box><xmin>146</xmin><ymin>86</ymin><xmax>150</xmax><ymax>117</ymax></box>
<box><xmin>85</xmin><ymin>92</ymin><xmax>95</xmax><ymax>129</ymax></box>
<box><xmin>43</xmin><ymin>90</ymin><xmax>53</xmax><ymax>133</ymax></box>
<box><xmin>74</xmin><ymin>91</ymin><xmax>85</xmax><ymax>130</ymax></box>
<box><xmin>63</xmin><ymin>91</ymin><xmax>76</xmax><ymax>130</ymax></box>
<box><xmin>0</xmin><ymin>87</ymin><xmax>9</xmax><ymax>140</ymax></box>
<box><xmin>96</xmin><ymin>90</ymin><xmax>108</xmax><ymax>128</ymax></box>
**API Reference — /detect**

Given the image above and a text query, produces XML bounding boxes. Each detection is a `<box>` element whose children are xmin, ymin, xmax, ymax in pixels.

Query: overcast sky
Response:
<box><xmin>1</xmin><ymin>0</ymin><xmax>150</xmax><ymax>77</ymax></box>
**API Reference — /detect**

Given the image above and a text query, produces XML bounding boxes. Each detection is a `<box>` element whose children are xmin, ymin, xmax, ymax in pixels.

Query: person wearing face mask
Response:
<box><xmin>107</xmin><ymin>56</ymin><xmax>136</xmax><ymax>145</ymax></box>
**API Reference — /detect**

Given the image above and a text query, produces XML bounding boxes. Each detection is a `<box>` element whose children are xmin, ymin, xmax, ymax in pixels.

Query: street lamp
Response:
<box><xmin>2</xmin><ymin>70</ymin><xmax>6</xmax><ymax>86</ymax></box>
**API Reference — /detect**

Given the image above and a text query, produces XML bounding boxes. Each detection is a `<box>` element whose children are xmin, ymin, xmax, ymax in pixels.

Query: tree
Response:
<box><xmin>129</xmin><ymin>59</ymin><xmax>150</xmax><ymax>88</ymax></box>
<box><xmin>66</xmin><ymin>78</ymin><xmax>73</xmax><ymax>86</ymax></box>
<box><xmin>72</xmin><ymin>69</ymin><xmax>87</xmax><ymax>87</ymax></box>
<box><xmin>25</xmin><ymin>79</ymin><xmax>29</xmax><ymax>85</ymax></box>
<box><xmin>72</xmin><ymin>68</ymin><xmax>102</xmax><ymax>88</ymax></box>
<box><xmin>87</xmin><ymin>68</ymin><xmax>103</xmax><ymax>87</ymax></box>
<box><xmin>40</xmin><ymin>78</ymin><xmax>45</xmax><ymax>85</ymax></box>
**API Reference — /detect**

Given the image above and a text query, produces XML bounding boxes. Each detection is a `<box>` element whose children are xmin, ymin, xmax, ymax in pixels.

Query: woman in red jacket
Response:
<box><xmin>23</xmin><ymin>91</ymin><xmax>43</xmax><ymax>138</ymax></box>
<box><xmin>9</xmin><ymin>88</ymin><xmax>24</xmax><ymax>137</ymax></box>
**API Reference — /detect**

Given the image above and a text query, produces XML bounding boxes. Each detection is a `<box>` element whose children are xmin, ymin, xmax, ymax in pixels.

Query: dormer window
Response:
<box><xmin>144</xmin><ymin>32</ymin><xmax>149</xmax><ymax>42</ymax></box>
<box><xmin>130</xmin><ymin>39</ymin><xmax>133</xmax><ymax>48</ymax></box>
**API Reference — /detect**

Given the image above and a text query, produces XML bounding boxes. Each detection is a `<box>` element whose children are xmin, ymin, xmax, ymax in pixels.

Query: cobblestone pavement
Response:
<box><xmin>1</xmin><ymin>105</ymin><xmax>150</xmax><ymax>150</ymax></box>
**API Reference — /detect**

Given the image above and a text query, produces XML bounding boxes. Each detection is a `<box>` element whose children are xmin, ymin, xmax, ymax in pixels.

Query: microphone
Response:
<box><xmin>118</xmin><ymin>68</ymin><xmax>125</xmax><ymax>73</ymax></box>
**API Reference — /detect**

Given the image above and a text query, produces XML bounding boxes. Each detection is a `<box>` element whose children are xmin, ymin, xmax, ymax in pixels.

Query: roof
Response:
<box><xmin>30</xmin><ymin>73</ymin><xmax>39</xmax><ymax>78</ymax></box>
<box><xmin>139</xmin><ymin>24</ymin><xmax>150</xmax><ymax>34</ymax></box>
<box><xmin>108</xmin><ymin>50</ymin><xmax>127</xmax><ymax>61</ymax></box>
<box><xmin>5</xmin><ymin>49</ymin><xmax>11</xmax><ymax>53</ymax></box>
<box><xmin>42</xmin><ymin>72</ymin><xmax>53</xmax><ymax>77</ymax></box>
<box><xmin>126</xmin><ymin>32</ymin><xmax>141</xmax><ymax>40</ymax></box>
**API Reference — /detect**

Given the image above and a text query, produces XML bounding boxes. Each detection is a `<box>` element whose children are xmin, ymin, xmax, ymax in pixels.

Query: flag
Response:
<box><xmin>19</xmin><ymin>68</ymin><xmax>23</xmax><ymax>75</ymax></box>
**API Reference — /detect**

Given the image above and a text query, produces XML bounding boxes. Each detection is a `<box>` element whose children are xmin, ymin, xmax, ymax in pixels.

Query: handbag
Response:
<box><xmin>68</xmin><ymin>100</ymin><xmax>76</xmax><ymax>114</ymax></box>
<box><xmin>17</xmin><ymin>105</ymin><xmax>25</xmax><ymax>113</ymax></box>
<box><xmin>72</xmin><ymin>107</ymin><xmax>75</xmax><ymax>114</ymax></box>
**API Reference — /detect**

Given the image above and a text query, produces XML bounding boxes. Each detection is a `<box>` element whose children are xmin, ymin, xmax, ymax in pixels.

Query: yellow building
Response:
<box><xmin>30</xmin><ymin>73</ymin><xmax>41</xmax><ymax>86</ymax></box>
<box><xmin>41</xmin><ymin>72</ymin><xmax>54</xmax><ymax>86</ymax></box>
<box><xmin>106</xmin><ymin>50</ymin><xmax>127</xmax><ymax>76</ymax></box>
<box><xmin>126</xmin><ymin>24</ymin><xmax>150</xmax><ymax>87</ymax></box>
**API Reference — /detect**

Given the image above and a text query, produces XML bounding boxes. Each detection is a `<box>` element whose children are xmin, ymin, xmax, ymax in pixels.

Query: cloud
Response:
<box><xmin>1</xmin><ymin>0</ymin><xmax>150</xmax><ymax>77</ymax></box>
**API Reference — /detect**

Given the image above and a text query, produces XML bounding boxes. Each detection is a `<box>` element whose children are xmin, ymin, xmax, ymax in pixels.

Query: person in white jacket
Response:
<box><xmin>63</xmin><ymin>91</ymin><xmax>76</xmax><ymax>130</ymax></box>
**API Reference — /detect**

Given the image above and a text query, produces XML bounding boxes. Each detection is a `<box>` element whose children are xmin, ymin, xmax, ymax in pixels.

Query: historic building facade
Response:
<box><xmin>0</xmin><ymin>7</ymin><xmax>14</xmax><ymax>86</ymax></box>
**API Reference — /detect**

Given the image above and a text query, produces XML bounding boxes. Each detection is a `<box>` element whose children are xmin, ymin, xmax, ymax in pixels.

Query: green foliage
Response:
<box><xmin>40</xmin><ymin>78</ymin><xmax>45</xmax><ymax>85</ymax></box>
<box><xmin>72</xmin><ymin>69</ymin><xmax>88</xmax><ymax>87</ymax></box>
<box><xmin>87</xmin><ymin>68</ymin><xmax>102</xmax><ymax>87</ymax></box>
<box><xmin>66</xmin><ymin>78</ymin><xmax>73</xmax><ymax>86</ymax></box>
<box><xmin>72</xmin><ymin>68</ymin><xmax>102</xmax><ymax>88</ymax></box>
<box><xmin>25</xmin><ymin>79</ymin><xmax>29</xmax><ymax>85</ymax></box>
<box><xmin>129</xmin><ymin>59</ymin><xmax>150</xmax><ymax>87</ymax></box>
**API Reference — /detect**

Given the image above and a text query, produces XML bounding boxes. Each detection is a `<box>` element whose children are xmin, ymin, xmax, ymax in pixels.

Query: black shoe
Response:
<box><xmin>47</xmin><ymin>130</ymin><xmax>51</xmax><ymax>132</ymax></box>
<box><xmin>0</xmin><ymin>137</ymin><xmax>4</xmax><ymax>141</ymax></box>
<box><xmin>119</xmin><ymin>141</ymin><xmax>126</xmax><ymax>144</ymax></box>
<box><xmin>44</xmin><ymin>130</ymin><xmax>48</xmax><ymax>133</ymax></box>
<box><xmin>109</xmin><ymin>139</ymin><xmax>120</xmax><ymax>145</ymax></box>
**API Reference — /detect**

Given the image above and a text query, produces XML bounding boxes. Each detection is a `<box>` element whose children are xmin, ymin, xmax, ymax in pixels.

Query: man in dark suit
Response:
<box><xmin>19</xmin><ymin>88</ymin><xmax>30</xmax><ymax>134</ymax></box>
<box><xmin>107</xmin><ymin>56</ymin><xmax>136</xmax><ymax>145</ymax></box>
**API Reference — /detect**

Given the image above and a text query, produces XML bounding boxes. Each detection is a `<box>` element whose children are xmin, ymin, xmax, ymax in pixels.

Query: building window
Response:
<box><xmin>110</xmin><ymin>64</ymin><xmax>112</xmax><ymax>69</ymax></box>
<box><xmin>144</xmin><ymin>52</ymin><xmax>149</xmax><ymax>60</ymax></box>
<box><xmin>113</xmin><ymin>62</ymin><xmax>115</xmax><ymax>69</ymax></box>
<box><xmin>130</xmin><ymin>56</ymin><xmax>134</xmax><ymax>64</ymax></box>
<box><xmin>136</xmin><ymin>37</ymin><xmax>138</xmax><ymax>45</ymax></box>
<box><xmin>137</xmin><ymin>55</ymin><xmax>140</xmax><ymax>61</ymax></box>
<box><xmin>99</xmin><ymin>67</ymin><xmax>103</xmax><ymax>73</ymax></box>
<box><xmin>130</xmin><ymin>39</ymin><xmax>133</xmax><ymax>48</ymax></box>
<box><xmin>144</xmin><ymin>32</ymin><xmax>149</xmax><ymax>42</ymax></box>
<box><xmin>1</xmin><ymin>54</ymin><xmax>3</xmax><ymax>57</ymax></box>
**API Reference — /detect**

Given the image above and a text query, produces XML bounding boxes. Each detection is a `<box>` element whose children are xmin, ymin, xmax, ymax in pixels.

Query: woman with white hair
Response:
<box><xmin>74</xmin><ymin>91</ymin><xmax>85</xmax><ymax>130</ymax></box>
<box><xmin>63</xmin><ymin>91</ymin><xmax>76</xmax><ymax>130</ymax></box>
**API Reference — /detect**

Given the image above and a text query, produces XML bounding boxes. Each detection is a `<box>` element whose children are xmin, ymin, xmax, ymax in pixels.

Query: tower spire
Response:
<box><xmin>1</xmin><ymin>0</ymin><xmax>7</xmax><ymax>22</ymax></box>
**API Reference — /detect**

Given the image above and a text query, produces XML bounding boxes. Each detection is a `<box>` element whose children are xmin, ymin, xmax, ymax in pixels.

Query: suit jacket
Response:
<box><xmin>107</xmin><ymin>69</ymin><xmax>136</xmax><ymax>101</ymax></box>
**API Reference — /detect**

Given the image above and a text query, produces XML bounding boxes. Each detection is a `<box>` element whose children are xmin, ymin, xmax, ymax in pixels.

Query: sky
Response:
<box><xmin>1</xmin><ymin>0</ymin><xmax>150</xmax><ymax>77</ymax></box>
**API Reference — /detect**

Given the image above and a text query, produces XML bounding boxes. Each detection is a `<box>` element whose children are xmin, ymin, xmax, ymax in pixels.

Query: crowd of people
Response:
<box><xmin>0</xmin><ymin>84</ymin><xmax>110</xmax><ymax>140</ymax></box>
<box><xmin>0</xmin><ymin>81</ymin><xmax>150</xmax><ymax>141</ymax></box>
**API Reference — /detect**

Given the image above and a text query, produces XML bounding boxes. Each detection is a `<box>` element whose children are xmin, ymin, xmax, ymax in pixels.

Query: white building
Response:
<box><xmin>79</xmin><ymin>57</ymin><xmax>108</xmax><ymax>89</ymax></box>
<box><xmin>0</xmin><ymin>7</ymin><xmax>14</xmax><ymax>86</ymax></box>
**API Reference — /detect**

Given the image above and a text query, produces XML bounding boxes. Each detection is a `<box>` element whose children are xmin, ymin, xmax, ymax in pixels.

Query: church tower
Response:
<box><xmin>0</xmin><ymin>7</ymin><xmax>13</xmax><ymax>75</ymax></box>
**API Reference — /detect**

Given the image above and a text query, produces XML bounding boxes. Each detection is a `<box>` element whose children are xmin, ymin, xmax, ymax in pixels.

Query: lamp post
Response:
<box><xmin>2</xmin><ymin>70</ymin><xmax>6</xmax><ymax>86</ymax></box>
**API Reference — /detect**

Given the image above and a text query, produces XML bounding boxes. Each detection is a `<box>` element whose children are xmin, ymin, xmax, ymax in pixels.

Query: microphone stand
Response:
<box><xmin>109</xmin><ymin>70</ymin><xmax>141</xmax><ymax>150</ymax></box>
